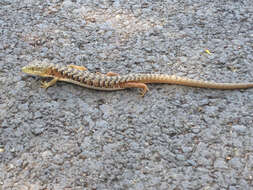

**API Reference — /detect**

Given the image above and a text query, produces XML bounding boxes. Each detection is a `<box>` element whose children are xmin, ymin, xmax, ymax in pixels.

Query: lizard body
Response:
<box><xmin>22</xmin><ymin>60</ymin><xmax>253</xmax><ymax>96</ymax></box>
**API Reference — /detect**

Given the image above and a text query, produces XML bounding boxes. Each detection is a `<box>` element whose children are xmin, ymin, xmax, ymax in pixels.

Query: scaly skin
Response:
<box><xmin>22</xmin><ymin>60</ymin><xmax>253</xmax><ymax>96</ymax></box>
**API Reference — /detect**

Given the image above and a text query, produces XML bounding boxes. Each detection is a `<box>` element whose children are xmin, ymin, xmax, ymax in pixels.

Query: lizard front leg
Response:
<box><xmin>67</xmin><ymin>65</ymin><xmax>118</xmax><ymax>76</ymax></box>
<box><xmin>120</xmin><ymin>82</ymin><xmax>149</xmax><ymax>96</ymax></box>
<box><xmin>95</xmin><ymin>71</ymin><xmax>119</xmax><ymax>76</ymax></box>
<box><xmin>67</xmin><ymin>65</ymin><xmax>88</xmax><ymax>71</ymax></box>
<box><xmin>41</xmin><ymin>78</ymin><xmax>58</xmax><ymax>89</ymax></box>
<box><xmin>106</xmin><ymin>72</ymin><xmax>119</xmax><ymax>76</ymax></box>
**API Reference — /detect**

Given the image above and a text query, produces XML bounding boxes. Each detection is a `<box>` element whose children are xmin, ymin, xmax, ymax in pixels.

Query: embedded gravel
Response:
<box><xmin>1</xmin><ymin>0</ymin><xmax>253</xmax><ymax>189</ymax></box>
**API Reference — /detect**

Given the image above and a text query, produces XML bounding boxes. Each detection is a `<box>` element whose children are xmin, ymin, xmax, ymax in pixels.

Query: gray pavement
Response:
<box><xmin>1</xmin><ymin>0</ymin><xmax>253</xmax><ymax>189</ymax></box>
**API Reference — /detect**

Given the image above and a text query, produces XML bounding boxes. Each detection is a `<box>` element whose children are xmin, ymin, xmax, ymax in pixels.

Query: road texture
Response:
<box><xmin>1</xmin><ymin>0</ymin><xmax>253</xmax><ymax>189</ymax></box>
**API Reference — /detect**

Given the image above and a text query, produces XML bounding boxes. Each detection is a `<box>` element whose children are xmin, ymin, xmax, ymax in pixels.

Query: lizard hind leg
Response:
<box><xmin>120</xmin><ymin>82</ymin><xmax>149</xmax><ymax>96</ymax></box>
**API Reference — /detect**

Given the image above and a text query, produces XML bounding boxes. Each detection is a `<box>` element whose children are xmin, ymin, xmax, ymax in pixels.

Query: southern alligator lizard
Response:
<box><xmin>22</xmin><ymin>60</ymin><xmax>253</xmax><ymax>96</ymax></box>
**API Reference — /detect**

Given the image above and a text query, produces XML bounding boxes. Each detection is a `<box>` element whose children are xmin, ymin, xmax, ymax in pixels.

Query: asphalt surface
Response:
<box><xmin>1</xmin><ymin>0</ymin><xmax>253</xmax><ymax>189</ymax></box>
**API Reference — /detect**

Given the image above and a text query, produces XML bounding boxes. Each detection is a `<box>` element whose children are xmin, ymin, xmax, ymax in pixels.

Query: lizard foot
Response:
<box><xmin>120</xmin><ymin>82</ymin><xmax>149</xmax><ymax>97</ymax></box>
<box><xmin>40</xmin><ymin>81</ymin><xmax>50</xmax><ymax>89</ymax></box>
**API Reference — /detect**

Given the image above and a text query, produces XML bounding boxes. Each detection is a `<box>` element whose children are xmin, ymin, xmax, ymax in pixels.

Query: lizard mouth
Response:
<box><xmin>22</xmin><ymin>65</ymin><xmax>43</xmax><ymax>76</ymax></box>
<box><xmin>22</xmin><ymin>66</ymin><xmax>31</xmax><ymax>74</ymax></box>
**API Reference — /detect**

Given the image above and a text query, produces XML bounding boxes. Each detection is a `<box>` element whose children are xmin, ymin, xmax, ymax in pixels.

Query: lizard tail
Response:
<box><xmin>134</xmin><ymin>74</ymin><xmax>253</xmax><ymax>89</ymax></box>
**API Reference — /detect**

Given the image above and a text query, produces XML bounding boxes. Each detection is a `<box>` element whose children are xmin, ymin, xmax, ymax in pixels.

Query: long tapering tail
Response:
<box><xmin>126</xmin><ymin>74</ymin><xmax>253</xmax><ymax>89</ymax></box>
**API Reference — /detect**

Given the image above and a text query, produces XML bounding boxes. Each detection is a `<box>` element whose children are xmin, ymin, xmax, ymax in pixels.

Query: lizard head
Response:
<box><xmin>22</xmin><ymin>60</ymin><xmax>53</xmax><ymax>77</ymax></box>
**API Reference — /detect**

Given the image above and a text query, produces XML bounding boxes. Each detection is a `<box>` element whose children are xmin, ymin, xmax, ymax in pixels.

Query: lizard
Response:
<box><xmin>22</xmin><ymin>60</ymin><xmax>253</xmax><ymax>96</ymax></box>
